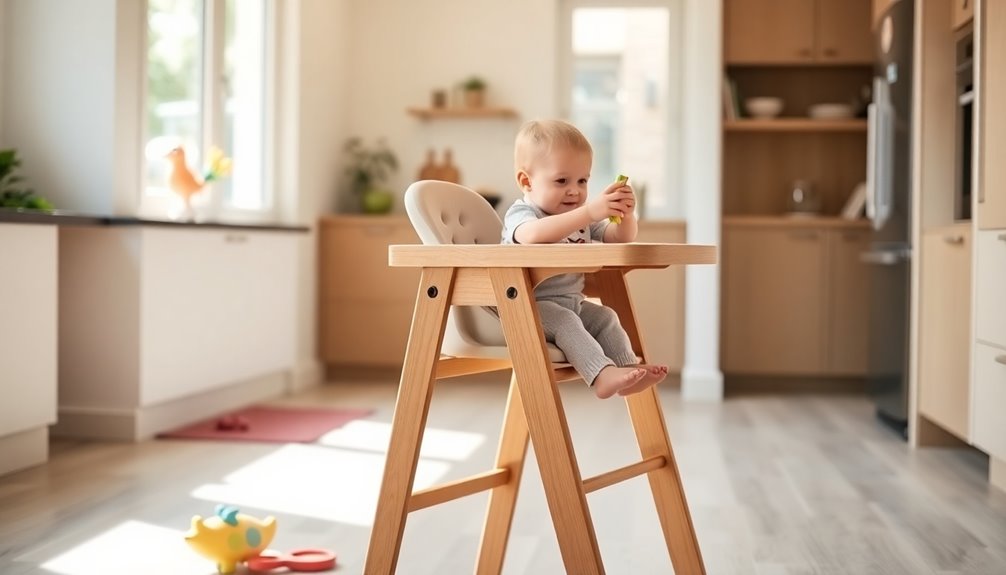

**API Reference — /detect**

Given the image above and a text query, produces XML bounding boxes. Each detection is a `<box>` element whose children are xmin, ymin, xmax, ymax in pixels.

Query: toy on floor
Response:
<box><xmin>185</xmin><ymin>504</ymin><xmax>277</xmax><ymax>574</ymax></box>
<box><xmin>215</xmin><ymin>414</ymin><xmax>250</xmax><ymax>431</ymax></box>
<box><xmin>246</xmin><ymin>548</ymin><xmax>337</xmax><ymax>573</ymax></box>
<box><xmin>609</xmin><ymin>174</ymin><xmax>629</xmax><ymax>224</ymax></box>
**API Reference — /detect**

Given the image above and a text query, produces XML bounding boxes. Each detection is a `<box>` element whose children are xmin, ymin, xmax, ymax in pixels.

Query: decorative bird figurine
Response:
<box><xmin>165</xmin><ymin>146</ymin><xmax>232</xmax><ymax>220</ymax></box>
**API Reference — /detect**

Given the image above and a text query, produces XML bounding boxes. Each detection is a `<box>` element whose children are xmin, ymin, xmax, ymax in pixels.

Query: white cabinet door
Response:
<box><xmin>972</xmin><ymin>343</ymin><xmax>1006</xmax><ymax>461</ymax></box>
<box><xmin>0</xmin><ymin>225</ymin><xmax>57</xmax><ymax>436</ymax></box>
<box><xmin>140</xmin><ymin>228</ymin><xmax>297</xmax><ymax>405</ymax></box>
<box><xmin>975</xmin><ymin>230</ymin><xmax>1006</xmax><ymax>349</ymax></box>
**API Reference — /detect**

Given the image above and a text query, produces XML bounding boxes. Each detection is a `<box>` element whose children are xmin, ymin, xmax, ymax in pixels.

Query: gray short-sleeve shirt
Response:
<box><xmin>501</xmin><ymin>198</ymin><xmax>609</xmax><ymax>298</ymax></box>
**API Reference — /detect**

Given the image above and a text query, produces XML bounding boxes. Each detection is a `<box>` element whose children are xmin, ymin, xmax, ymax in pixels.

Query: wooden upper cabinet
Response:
<box><xmin>726</xmin><ymin>0</ymin><xmax>873</xmax><ymax>64</ymax></box>
<box><xmin>817</xmin><ymin>0</ymin><xmax>874</xmax><ymax>63</ymax></box>
<box><xmin>725</xmin><ymin>0</ymin><xmax>816</xmax><ymax>64</ymax></box>
<box><xmin>953</xmin><ymin>0</ymin><xmax>975</xmax><ymax>30</ymax></box>
<box><xmin>980</xmin><ymin>0</ymin><xmax>1006</xmax><ymax>229</ymax></box>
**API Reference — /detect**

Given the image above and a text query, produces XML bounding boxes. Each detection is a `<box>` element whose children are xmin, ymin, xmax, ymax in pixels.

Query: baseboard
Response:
<box><xmin>53</xmin><ymin>372</ymin><xmax>288</xmax><ymax>441</ymax></box>
<box><xmin>724</xmin><ymin>375</ymin><xmax>868</xmax><ymax>395</ymax></box>
<box><xmin>990</xmin><ymin>457</ymin><xmax>1006</xmax><ymax>494</ymax></box>
<box><xmin>0</xmin><ymin>426</ymin><xmax>49</xmax><ymax>477</ymax></box>
<box><xmin>289</xmin><ymin>359</ymin><xmax>324</xmax><ymax>392</ymax></box>
<box><xmin>680</xmin><ymin>366</ymin><xmax>724</xmax><ymax>401</ymax></box>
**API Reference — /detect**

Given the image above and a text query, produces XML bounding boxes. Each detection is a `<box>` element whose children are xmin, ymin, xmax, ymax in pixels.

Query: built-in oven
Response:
<box><xmin>956</xmin><ymin>24</ymin><xmax>975</xmax><ymax>221</ymax></box>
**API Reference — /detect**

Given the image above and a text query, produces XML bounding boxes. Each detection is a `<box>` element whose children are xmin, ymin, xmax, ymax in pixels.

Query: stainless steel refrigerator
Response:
<box><xmin>863</xmin><ymin>0</ymin><xmax>914</xmax><ymax>438</ymax></box>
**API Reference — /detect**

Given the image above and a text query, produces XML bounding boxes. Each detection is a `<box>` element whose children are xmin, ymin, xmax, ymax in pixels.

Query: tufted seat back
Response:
<box><xmin>404</xmin><ymin>180</ymin><xmax>565</xmax><ymax>361</ymax></box>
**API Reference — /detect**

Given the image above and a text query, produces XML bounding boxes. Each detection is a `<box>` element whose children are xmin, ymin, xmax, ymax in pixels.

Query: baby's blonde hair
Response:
<box><xmin>514</xmin><ymin>119</ymin><xmax>592</xmax><ymax>174</ymax></box>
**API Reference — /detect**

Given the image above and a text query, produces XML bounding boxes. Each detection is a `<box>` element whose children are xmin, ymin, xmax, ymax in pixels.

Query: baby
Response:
<box><xmin>502</xmin><ymin>119</ymin><xmax>668</xmax><ymax>399</ymax></box>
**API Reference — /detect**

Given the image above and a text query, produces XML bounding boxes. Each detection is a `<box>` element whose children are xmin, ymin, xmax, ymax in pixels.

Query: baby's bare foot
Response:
<box><xmin>617</xmin><ymin>364</ymin><xmax>668</xmax><ymax>396</ymax></box>
<box><xmin>593</xmin><ymin>366</ymin><xmax>646</xmax><ymax>399</ymax></box>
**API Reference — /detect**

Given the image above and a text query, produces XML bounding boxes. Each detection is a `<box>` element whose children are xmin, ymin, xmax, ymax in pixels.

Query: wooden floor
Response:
<box><xmin>1</xmin><ymin>373</ymin><xmax>1005</xmax><ymax>575</ymax></box>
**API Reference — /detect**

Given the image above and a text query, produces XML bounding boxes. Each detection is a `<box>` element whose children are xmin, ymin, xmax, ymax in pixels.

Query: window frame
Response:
<box><xmin>140</xmin><ymin>0</ymin><xmax>278</xmax><ymax>223</ymax></box>
<box><xmin>557</xmin><ymin>0</ymin><xmax>685</xmax><ymax>219</ymax></box>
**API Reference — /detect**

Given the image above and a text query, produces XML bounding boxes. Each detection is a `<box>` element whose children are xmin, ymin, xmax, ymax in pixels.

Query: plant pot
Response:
<box><xmin>361</xmin><ymin>189</ymin><xmax>394</xmax><ymax>214</ymax></box>
<box><xmin>464</xmin><ymin>89</ymin><xmax>485</xmax><ymax>108</ymax></box>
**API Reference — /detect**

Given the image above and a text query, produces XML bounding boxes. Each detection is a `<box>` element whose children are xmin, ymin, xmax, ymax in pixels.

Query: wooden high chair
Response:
<box><xmin>364</xmin><ymin>181</ymin><xmax>716</xmax><ymax>574</ymax></box>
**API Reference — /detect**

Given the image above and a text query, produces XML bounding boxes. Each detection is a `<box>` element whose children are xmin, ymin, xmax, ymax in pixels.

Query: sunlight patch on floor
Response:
<box><xmin>190</xmin><ymin>443</ymin><xmax>450</xmax><ymax>526</ymax></box>
<box><xmin>39</xmin><ymin>520</ymin><xmax>210</xmax><ymax>575</ymax></box>
<box><xmin>318</xmin><ymin>419</ymin><xmax>486</xmax><ymax>461</ymax></box>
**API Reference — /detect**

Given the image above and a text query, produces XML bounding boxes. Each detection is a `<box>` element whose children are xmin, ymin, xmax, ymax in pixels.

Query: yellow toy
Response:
<box><xmin>609</xmin><ymin>174</ymin><xmax>629</xmax><ymax>224</ymax></box>
<box><xmin>185</xmin><ymin>504</ymin><xmax>277</xmax><ymax>574</ymax></box>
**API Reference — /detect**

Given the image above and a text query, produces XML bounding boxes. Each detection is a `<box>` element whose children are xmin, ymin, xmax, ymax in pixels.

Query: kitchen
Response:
<box><xmin>1</xmin><ymin>0</ymin><xmax>1006</xmax><ymax>570</ymax></box>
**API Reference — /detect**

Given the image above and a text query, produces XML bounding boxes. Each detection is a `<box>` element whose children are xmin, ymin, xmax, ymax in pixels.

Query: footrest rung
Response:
<box><xmin>409</xmin><ymin>468</ymin><xmax>511</xmax><ymax>512</ymax></box>
<box><xmin>582</xmin><ymin>455</ymin><xmax>667</xmax><ymax>494</ymax></box>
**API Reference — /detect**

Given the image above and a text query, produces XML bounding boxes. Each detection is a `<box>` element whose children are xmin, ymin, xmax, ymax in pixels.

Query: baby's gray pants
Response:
<box><xmin>537</xmin><ymin>294</ymin><xmax>638</xmax><ymax>386</ymax></box>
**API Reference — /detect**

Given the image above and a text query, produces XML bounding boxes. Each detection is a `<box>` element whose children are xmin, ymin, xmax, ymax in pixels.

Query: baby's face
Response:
<box><xmin>523</xmin><ymin>146</ymin><xmax>592</xmax><ymax>215</ymax></box>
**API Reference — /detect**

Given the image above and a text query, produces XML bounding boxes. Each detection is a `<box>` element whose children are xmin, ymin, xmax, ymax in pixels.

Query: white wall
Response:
<box><xmin>276</xmin><ymin>0</ymin><xmax>352</xmax><ymax>388</ymax></box>
<box><xmin>1</xmin><ymin>0</ymin><xmax>141</xmax><ymax>215</ymax></box>
<box><xmin>345</xmin><ymin>0</ymin><xmax>558</xmax><ymax>212</ymax></box>
<box><xmin>681</xmin><ymin>0</ymin><xmax>722</xmax><ymax>400</ymax></box>
<box><xmin>0</xmin><ymin>0</ymin><xmax>5</xmax><ymax>142</ymax></box>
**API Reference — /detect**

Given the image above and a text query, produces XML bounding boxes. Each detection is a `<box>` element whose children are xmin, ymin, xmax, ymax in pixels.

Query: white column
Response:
<box><xmin>681</xmin><ymin>0</ymin><xmax>724</xmax><ymax>401</ymax></box>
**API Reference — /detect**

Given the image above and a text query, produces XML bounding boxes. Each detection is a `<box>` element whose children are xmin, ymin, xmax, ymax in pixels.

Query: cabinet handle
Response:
<box><xmin>996</xmin><ymin>355</ymin><xmax>1006</xmax><ymax>366</ymax></box>
<box><xmin>998</xmin><ymin>233</ymin><xmax>1006</xmax><ymax>242</ymax></box>
<box><xmin>823</xmin><ymin>48</ymin><xmax>838</xmax><ymax>58</ymax></box>
<box><xmin>943</xmin><ymin>234</ymin><xmax>965</xmax><ymax>245</ymax></box>
<box><xmin>225</xmin><ymin>233</ymin><xmax>248</xmax><ymax>243</ymax></box>
<box><xmin>798</xmin><ymin>48</ymin><xmax>813</xmax><ymax>58</ymax></box>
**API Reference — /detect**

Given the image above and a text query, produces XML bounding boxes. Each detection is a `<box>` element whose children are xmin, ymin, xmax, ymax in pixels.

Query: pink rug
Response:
<box><xmin>157</xmin><ymin>405</ymin><xmax>374</xmax><ymax>443</ymax></box>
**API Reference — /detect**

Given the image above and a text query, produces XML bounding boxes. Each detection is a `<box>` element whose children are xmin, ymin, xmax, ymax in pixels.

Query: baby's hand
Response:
<box><xmin>588</xmin><ymin>180</ymin><xmax>634</xmax><ymax>223</ymax></box>
<box><xmin>585</xmin><ymin>184</ymin><xmax>632</xmax><ymax>222</ymax></box>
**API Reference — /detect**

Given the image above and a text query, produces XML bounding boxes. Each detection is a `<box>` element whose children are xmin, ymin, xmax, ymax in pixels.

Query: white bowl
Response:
<box><xmin>808</xmin><ymin>103</ymin><xmax>854</xmax><ymax>120</ymax></box>
<box><xmin>744</xmin><ymin>97</ymin><xmax>784</xmax><ymax>119</ymax></box>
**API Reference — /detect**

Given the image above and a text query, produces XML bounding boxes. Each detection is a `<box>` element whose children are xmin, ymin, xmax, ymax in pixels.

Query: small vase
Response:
<box><xmin>361</xmin><ymin>189</ymin><xmax>394</xmax><ymax>214</ymax></box>
<box><xmin>464</xmin><ymin>89</ymin><xmax>485</xmax><ymax>108</ymax></box>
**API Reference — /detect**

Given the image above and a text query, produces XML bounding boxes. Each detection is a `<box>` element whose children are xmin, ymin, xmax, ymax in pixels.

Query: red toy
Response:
<box><xmin>246</xmin><ymin>549</ymin><xmax>337</xmax><ymax>573</ymax></box>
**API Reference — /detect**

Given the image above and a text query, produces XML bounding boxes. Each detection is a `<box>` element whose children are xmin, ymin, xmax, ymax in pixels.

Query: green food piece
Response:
<box><xmin>609</xmin><ymin>174</ymin><xmax>629</xmax><ymax>224</ymax></box>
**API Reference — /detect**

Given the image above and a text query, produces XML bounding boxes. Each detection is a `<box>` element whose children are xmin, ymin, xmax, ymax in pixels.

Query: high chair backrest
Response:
<box><xmin>404</xmin><ymin>180</ymin><xmax>508</xmax><ymax>355</ymax></box>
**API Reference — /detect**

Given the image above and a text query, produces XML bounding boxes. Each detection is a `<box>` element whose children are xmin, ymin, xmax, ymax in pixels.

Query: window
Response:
<box><xmin>144</xmin><ymin>0</ymin><xmax>271</xmax><ymax>220</ymax></box>
<box><xmin>560</xmin><ymin>2</ymin><xmax>683</xmax><ymax>218</ymax></box>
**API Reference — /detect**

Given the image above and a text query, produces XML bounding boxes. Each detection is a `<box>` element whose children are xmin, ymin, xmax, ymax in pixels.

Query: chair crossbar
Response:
<box><xmin>408</xmin><ymin>468</ymin><xmax>511</xmax><ymax>512</ymax></box>
<box><xmin>582</xmin><ymin>455</ymin><xmax>667</xmax><ymax>494</ymax></box>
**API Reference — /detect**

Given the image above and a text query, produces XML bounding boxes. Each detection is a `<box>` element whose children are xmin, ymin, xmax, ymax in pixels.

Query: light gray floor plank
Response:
<box><xmin>1</xmin><ymin>375</ymin><xmax>1005</xmax><ymax>574</ymax></box>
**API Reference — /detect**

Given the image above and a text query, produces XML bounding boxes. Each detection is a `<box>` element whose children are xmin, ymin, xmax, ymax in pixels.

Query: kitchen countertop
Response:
<box><xmin>0</xmin><ymin>208</ymin><xmax>309</xmax><ymax>232</ymax></box>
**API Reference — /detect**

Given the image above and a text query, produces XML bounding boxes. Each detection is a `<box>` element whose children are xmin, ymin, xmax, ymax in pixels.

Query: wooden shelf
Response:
<box><xmin>406</xmin><ymin>107</ymin><xmax>518</xmax><ymax>120</ymax></box>
<box><xmin>724</xmin><ymin>118</ymin><xmax>867</xmax><ymax>132</ymax></box>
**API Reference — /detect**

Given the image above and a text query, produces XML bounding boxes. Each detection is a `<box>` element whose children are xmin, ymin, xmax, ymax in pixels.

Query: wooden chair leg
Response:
<box><xmin>595</xmin><ymin>269</ymin><xmax>706</xmax><ymax>574</ymax></box>
<box><xmin>365</xmin><ymin>267</ymin><xmax>456</xmax><ymax>575</ymax></box>
<box><xmin>625</xmin><ymin>390</ymin><xmax>705</xmax><ymax>574</ymax></box>
<box><xmin>488</xmin><ymin>268</ymin><xmax>605</xmax><ymax>575</ymax></box>
<box><xmin>475</xmin><ymin>371</ymin><xmax>530</xmax><ymax>575</ymax></box>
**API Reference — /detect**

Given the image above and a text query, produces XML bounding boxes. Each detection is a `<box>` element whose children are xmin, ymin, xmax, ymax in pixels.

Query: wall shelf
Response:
<box><xmin>406</xmin><ymin>106</ymin><xmax>518</xmax><ymax>120</ymax></box>
<box><xmin>724</xmin><ymin>119</ymin><xmax>867</xmax><ymax>133</ymax></box>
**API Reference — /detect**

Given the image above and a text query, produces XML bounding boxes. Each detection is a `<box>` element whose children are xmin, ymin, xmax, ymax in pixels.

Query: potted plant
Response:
<box><xmin>342</xmin><ymin>137</ymin><xmax>399</xmax><ymax>214</ymax></box>
<box><xmin>0</xmin><ymin>149</ymin><xmax>53</xmax><ymax>211</ymax></box>
<box><xmin>461</xmin><ymin>76</ymin><xmax>487</xmax><ymax>108</ymax></box>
